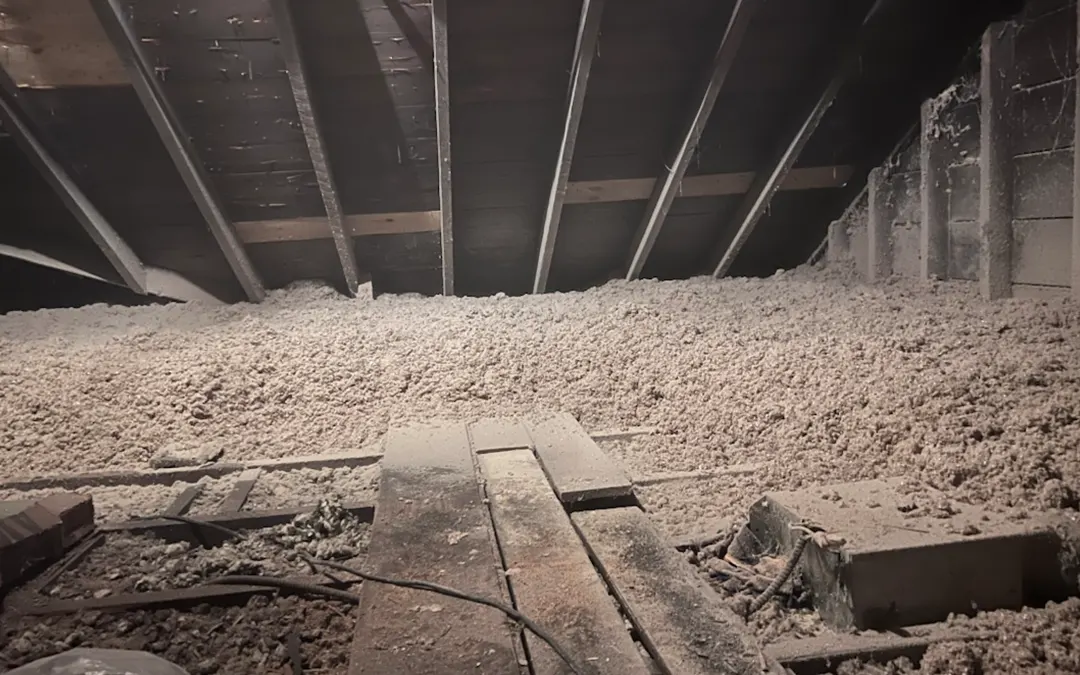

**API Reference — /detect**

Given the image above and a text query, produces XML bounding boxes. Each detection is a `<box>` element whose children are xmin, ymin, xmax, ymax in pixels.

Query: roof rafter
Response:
<box><xmin>0</xmin><ymin>65</ymin><xmax>147</xmax><ymax>294</ymax></box>
<box><xmin>432</xmin><ymin>0</ymin><xmax>454</xmax><ymax>296</ymax></box>
<box><xmin>711</xmin><ymin>0</ymin><xmax>889</xmax><ymax>279</ymax></box>
<box><xmin>532</xmin><ymin>0</ymin><xmax>606</xmax><ymax>294</ymax></box>
<box><xmin>625</xmin><ymin>0</ymin><xmax>761</xmax><ymax>281</ymax></box>
<box><xmin>269</xmin><ymin>0</ymin><xmax>362</xmax><ymax>297</ymax></box>
<box><xmin>88</xmin><ymin>0</ymin><xmax>266</xmax><ymax>303</ymax></box>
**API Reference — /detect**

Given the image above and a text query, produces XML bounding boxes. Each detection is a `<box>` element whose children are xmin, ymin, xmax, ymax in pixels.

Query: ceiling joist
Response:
<box><xmin>269</xmin><ymin>0</ymin><xmax>362</xmax><ymax>297</ymax></box>
<box><xmin>532</xmin><ymin>0</ymin><xmax>606</xmax><ymax>294</ymax></box>
<box><xmin>88</xmin><ymin>0</ymin><xmax>266</xmax><ymax>303</ymax></box>
<box><xmin>0</xmin><ymin>65</ymin><xmax>146</xmax><ymax>294</ymax></box>
<box><xmin>711</xmin><ymin>0</ymin><xmax>890</xmax><ymax>279</ymax></box>
<box><xmin>625</xmin><ymin>0</ymin><xmax>761</xmax><ymax>281</ymax></box>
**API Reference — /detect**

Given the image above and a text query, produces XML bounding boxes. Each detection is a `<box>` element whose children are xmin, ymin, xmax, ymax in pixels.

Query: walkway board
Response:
<box><xmin>572</xmin><ymin>507</ymin><xmax>780</xmax><ymax>675</ymax></box>
<box><xmin>481</xmin><ymin>450</ymin><xmax>650</xmax><ymax>675</ymax></box>
<box><xmin>348</xmin><ymin>422</ymin><xmax>520</xmax><ymax>675</ymax></box>
<box><xmin>469</xmin><ymin>417</ymin><xmax>532</xmax><ymax>454</ymax></box>
<box><xmin>527</xmin><ymin>413</ymin><xmax>633</xmax><ymax>505</ymax></box>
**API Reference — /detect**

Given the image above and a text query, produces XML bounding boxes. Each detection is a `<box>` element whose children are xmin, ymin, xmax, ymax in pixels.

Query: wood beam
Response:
<box><xmin>432</xmin><ymin>0</ymin><xmax>454</xmax><ymax>296</ymax></box>
<box><xmin>232</xmin><ymin>168</ymin><xmax>850</xmax><ymax>244</ymax></box>
<box><xmin>711</xmin><ymin>0</ymin><xmax>889</xmax><ymax>279</ymax></box>
<box><xmin>867</xmin><ymin>167</ymin><xmax>892</xmax><ymax>281</ymax></box>
<box><xmin>0</xmin><ymin>66</ymin><xmax>146</xmax><ymax>294</ymax></box>
<box><xmin>979</xmin><ymin>21</ymin><xmax>1016</xmax><ymax>300</ymax></box>
<box><xmin>1073</xmin><ymin>1</ymin><xmax>1080</xmax><ymax>301</ymax></box>
<box><xmin>88</xmin><ymin>0</ymin><xmax>266</xmax><ymax>303</ymax></box>
<box><xmin>269</xmin><ymin>0</ymin><xmax>361</xmax><ymax>297</ymax></box>
<box><xmin>920</xmin><ymin>100</ymin><xmax>949</xmax><ymax>281</ymax></box>
<box><xmin>625</xmin><ymin>0</ymin><xmax>761</xmax><ymax>280</ymax></box>
<box><xmin>532</xmin><ymin>0</ymin><xmax>606</xmax><ymax>293</ymax></box>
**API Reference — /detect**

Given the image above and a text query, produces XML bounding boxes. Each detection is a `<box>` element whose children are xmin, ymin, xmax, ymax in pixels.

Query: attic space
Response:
<box><xmin>1</xmin><ymin>1</ymin><xmax>1080</xmax><ymax>674</ymax></box>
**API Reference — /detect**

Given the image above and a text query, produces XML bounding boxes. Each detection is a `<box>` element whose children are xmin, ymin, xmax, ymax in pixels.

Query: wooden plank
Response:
<box><xmin>765</xmin><ymin>626</ymin><xmax>962</xmax><ymax>675</ymax></box>
<box><xmin>921</xmin><ymin>100</ymin><xmax>949</xmax><ymax>280</ymax></box>
<box><xmin>481</xmin><ymin>450</ymin><xmax>650</xmax><ymax>675</ymax></box>
<box><xmin>710</xmin><ymin>0</ymin><xmax>887</xmax><ymax>278</ymax></box>
<box><xmin>25</xmin><ymin>575</ymin><xmax>347</xmax><ymax>616</ymax></box>
<box><xmin>867</xmin><ymin>167</ymin><xmax>892</xmax><ymax>281</ymax></box>
<box><xmin>235</xmin><ymin>211</ymin><xmax>441</xmax><ymax>244</ymax></box>
<box><xmin>533</xmin><ymin>0</ymin><xmax>605</xmax><ymax>293</ymax></box>
<box><xmin>625</xmin><ymin>0</ymin><xmax>761</xmax><ymax>280</ymax></box>
<box><xmin>1015</xmin><ymin>150</ymin><xmax>1074</xmax><ymax>219</ymax></box>
<box><xmin>1013</xmin><ymin>218</ymin><xmax>1073</xmax><ymax>286</ymax></box>
<box><xmin>103</xmin><ymin>503</ymin><xmax>375</xmax><ymax>542</ymax></box>
<box><xmin>0</xmin><ymin>68</ymin><xmax>146</xmax><ymax>294</ymax></box>
<box><xmin>348</xmin><ymin>423</ymin><xmax>519</xmax><ymax>674</ymax></box>
<box><xmin>468</xmin><ymin>418</ymin><xmax>532</xmax><ymax>454</ymax></box>
<box><xmin>218</xmin><ymin>468</ymin><xmax>261</xmax><ymax>514</ymax></box>
<box><xmin>948</xmin><ymin>220</ymin><xmax>980</xmax><ymax>281</ymax></box>
<box><xmin>88</xmin><ymin>0</ymin><xmax>266</xmax><ymax>303</ymax></box>
<box><xmin>572</xmin><ymin>507</ymin><xmax>777</xmax><ymax>675</ymax></box>
<box><xmin>269</xmin><ymin>0</ymin><xmax>361</xmax><ymax>296</ymax></box>
<box><xmin>1014</xmin><ymin>78</ymin><xmax>1075</xmax><ymax>154</ymax></box>
<box><xmin>432</xmin><ymin>0</ymin><xmax>454</xmax><ymax>296</ymax></box>
<box><xmin>526</xmin><ymin>413</ymin><xmax>633</xmax><ymax>505</ymax></box>
<box><xmin>980</xmin><ymin>21</ymin><xmax>1018</xmax><ymax>300</ymax></box>
<box><xmin>162</xmin><ymin>485</ymin><xmax>202</xmax><ymax>517</ymax></box>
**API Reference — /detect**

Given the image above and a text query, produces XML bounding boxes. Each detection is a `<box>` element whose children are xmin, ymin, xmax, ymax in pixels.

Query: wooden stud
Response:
<box><xmin>1073</xmin><ymin>1</ymin><xmax>1080</xmax><ymax>301</ymax></box>
<box><xmin>269</xmin><ymin>0</ymin><xmax>361</xmax><ymax>297</ymax></box>
<box><xmin>920</xmin><ymin>100</ymin><xmax>949</xmax><ymax>280</ymax></box>
<box><xmin>711</xmin><ymin>0</ymin><xmax>889</xmax><ymax>278</ymax></box>
<box><xmin>162</xmin><ymin>485</ymin><xmax>202</xmax><ymax>517</ymax></box>
<box><xmin>218</xmin><ymin>468</ymin><xmax>261</xmax><ymax>514</ymax></box>
<box><xmin>625</xmin><ymin>0</ymin><xmax>761</xmax><ymax>280</ymax></box>
<box><xmin>867</xmin><ymin>166</ymin><xmax>892</xmax><ymax>281</ymax></box>
<box><xmin>532</xmin><ymin>0</ymin><xmax>606</xmax><ymax>293</ymax></box>
<box><xmin>979</xmin><ymin>22</ymin><xmax>1016</xmax><ymax>300</ymax></box>
<box><xmin>432</xmin><ymin>0</ymin><xmax>454</xmax><ymax>296</ymax></box>
<box><xmin>0</xmin><ymin>66</ymin><xmax>146</xmax><ymax>294</ymax></box>
<box><xmin>88</xmin><ymin>0</ymin><xmax>265</xmax><ymax>303</ymax></box>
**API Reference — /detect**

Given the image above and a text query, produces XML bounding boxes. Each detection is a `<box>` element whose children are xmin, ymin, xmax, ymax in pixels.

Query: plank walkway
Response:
<box><xmin>348</xmin><ymin>422</ymin><xmax>521</xmax><ymax>674</ymax></box>
<box><xmin>527</xmin><ymin>413</ymin><xmax>634</xmax><ymax>505</ymax></box>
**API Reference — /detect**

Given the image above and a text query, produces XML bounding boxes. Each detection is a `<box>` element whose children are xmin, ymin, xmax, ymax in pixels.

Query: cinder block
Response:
<box><xmin>37</xmin><ymin>493</ymin><xmax>95</xmax><ymax>546</ymax></box>
<box><xmin>748</xmin><ymin>479</ymin><xmax>1070</xmax><ymax>630</ymax></box>
<box><xmin>0</xmin><ymin>493</ymin><xmax>94</xmax><ymax>591</ymax></box>
<box><xmin>0</xmin><ymin>501</ymin><xmax>64</xmax><ymax>590</ymax></box>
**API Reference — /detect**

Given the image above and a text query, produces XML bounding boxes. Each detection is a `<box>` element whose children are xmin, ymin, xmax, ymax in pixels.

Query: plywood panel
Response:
<box><xmin>1014</xmin><ymin>150</ymin><xmax>1073</xmax><ymax>219</ymax></box>
<box><xmin>1012</xmin><ymin>218</ymin><xmax>1072</xmax><ymax>286</ymax></box>
<box><xmin>1015</xmin><ymin>2</ymin><xmax>1076</xmax><ymax>87</ymax></box>
<box><xmin>892</xmin><ymin>222</ymin><xmax>921</xmax><ymax>278</ymax></box>
<box><xmin>948</xmin><ymin>220</ymin><xmax>980</xmax><ymax>281</ymax></box>
<box><xmin>948</xmin><ymin>163</ymin><xmax>980</xmax><ymax>222</ymax></box>
<box><xmin>1014</xmin><ymin>78</ymin><xmax>1076</xmax><ymax>154</ymax></box>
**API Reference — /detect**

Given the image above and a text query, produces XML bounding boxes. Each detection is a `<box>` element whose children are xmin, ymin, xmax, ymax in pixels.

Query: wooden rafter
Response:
<box><xmin>1074</xmin><ymin>1</ymin><xmax>1080</xmax><ymax>301</ymax></box>
<box><xmin>0</xmin><ymin>65</ymin><xmax>146</xmax><ymax>294</ymax></box>
<box><xmin>978</xmin><ymin>21</ymin><xmax>1016</xmax><ymax>300</ymax></box>
<box><xmin>711</xmin><ymin>0</ymin><xmax>889</xmax><ymax>279</ymax></box>
<box><xmin>919</xmin><ymin>99</ymin><xmax>949</xmax><ymax>281</ymax></box>
<box><xmin>625</xmin><ymin>0</ymin><xmax>761</xmax><ymax>280</ymax></box>
<box><xmin>432</xmin><ymin>0</ymin><xmax>454</xmax><ymax>296</ymax></box>
<box><xmin>532</xmin><ymin>0</ymin><xmax>606</xmax><ymax>294</ymax></box>
<box><xmin>88</xmin><ymin>0</ymin><xmax>266</xmax><ymax>303</ymax></box>
<box><xmin>269</xmin><ymin>0</ymin><xmax>362</xmax><ymax>297</ymax></box>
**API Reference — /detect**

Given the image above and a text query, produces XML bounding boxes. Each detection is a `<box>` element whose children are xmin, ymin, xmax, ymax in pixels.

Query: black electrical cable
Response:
<box><xmin>302</xmin><ymin>555</ymin><xmax>586</xmax><ymax>675</ymax></box>
<box><xmin>202</xmin><ymin>575</ymin><xmax>361</xmax><ymax>604</ymax></box>
<box><xmin>135</xmin><ymin>514</ymin><xmax>247</xmax><ymax>541</ymax></box>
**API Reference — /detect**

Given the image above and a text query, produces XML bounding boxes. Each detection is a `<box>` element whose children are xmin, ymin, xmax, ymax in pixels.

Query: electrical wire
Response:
<box><xmin>746</xmin><ymin>535</ymin><xmax>808</xmax><ymax>616</ymax></box>
<box><xmin>202</xmin><ymin>575</ymin><xmax>361</xmax><ymax>604</ymax></box>
<box><xmin>302</xmin><ymin>555</ymin><xmax>586</xmax><ymax>675</ymax></box>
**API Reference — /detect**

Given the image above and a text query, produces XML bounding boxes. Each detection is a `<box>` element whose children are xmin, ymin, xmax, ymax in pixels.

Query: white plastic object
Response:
<box><xmin>7</xmin><ymin>649</ymin><xmax>190</xmax><ymax>675</ymax></box>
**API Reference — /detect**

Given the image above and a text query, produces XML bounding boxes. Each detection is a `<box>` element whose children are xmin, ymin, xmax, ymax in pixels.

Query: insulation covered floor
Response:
<box><xmin>1</xmin><ymin>266</ymin><xmax>1079</xmax><ymax>533</ymax></box>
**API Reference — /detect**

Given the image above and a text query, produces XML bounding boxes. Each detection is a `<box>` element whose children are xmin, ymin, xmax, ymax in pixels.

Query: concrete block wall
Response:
<box><xmin>830</xmin><ymin>0</ymin><xmax>1079</xmax><ymax>300</ymax></box>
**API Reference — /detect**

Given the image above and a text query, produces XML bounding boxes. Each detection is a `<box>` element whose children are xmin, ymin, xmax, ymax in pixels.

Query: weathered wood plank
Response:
<box><xmin>533</xmin><ymin>0</ymin><xmax>605</xmax><ymax>293</ymax></box>
<box><xmin>219</xmin><ymin>468</ymin><xmax>261</xmax><ymax>514</ymax></box>
<box><xmin>468</xmin><ymin>418</ymin><xmax>532</xmax><ymax>454</ymax></box>
<box><xmin>980</xmin><ymin>21</ymin><xmax>1018</xmax><ymax>300</ymax></box>
<box><xmin>625</xmin><ymin>0</ymin><xmax>761</xmax><ymax>280</ymax></box>
<box><xmin>235</xmin><ymin>211</ymin><xmax>441</xmax><ymax>243</ymax></box>
<box><xmin>1015</xmin><ymin>149</ymin><xmax>1074</xmax><ymax>219</ymax></box>
<box><xmin>867</xmin><ymin>167</ymin><xmax>892</xmax><ymax>281</ymax></box>
<box><xmin>920</xmin><ymin>100</ymin><xmax>949</xmax><ymax>280</ymax></box>
<box><xmin>481</xmin><ymin>450</ymin><xmax>649</xmax><ymax>675</ymax></box>
<box><xmin>348</xmin><ymin>423</ymin><xmax>519</xmax><ymax>674</ymax></box>
<box><xmin>572</xmin><ymin>507</ymin><xmax>777</xmax><ymax>675</ymax></box>
<box><xmin>270</xmin><ymin>0</ymin><xmax>361</xmax><ymax>296</ymax></box>
<box><xmin>1013</xmin><ymin>218</ymin><xmax>1072</xmax><ymax>286</ymax></box>
<box><xmin>162</xmin><ymin>485</ymin><xmax>202</xmax><ymax>518</ymax></box>
<box><xmin>526</xmin><ymin>413</ymin><xmax>633</xmax><ymax>505</ymax></box>
<box><xmin>432</xmin><ymin>0</ymin><xmax>454</xmax><ymax>296</ymax></box>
